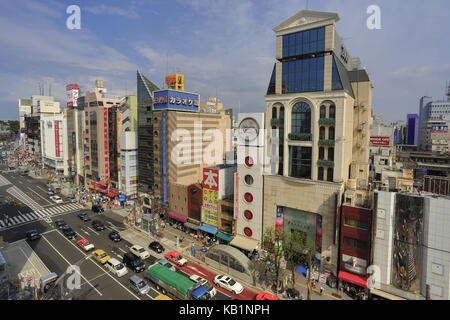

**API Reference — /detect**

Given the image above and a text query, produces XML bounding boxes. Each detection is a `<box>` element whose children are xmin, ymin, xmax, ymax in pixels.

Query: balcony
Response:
<box><xmin>317</xmin><ymin>159</ymin><xmax>335</xmax><ymax>167</ymax></box>
<box><xmin>319</xmin><ymin>118</ymin><xmax>336</xmax><ymax>125</ymax></box>
<box><xmin>318</xmin><ymin>139</ymin><xmax>335</xmax><ymax>146</ymax></box>
<box><xmin>288</xmin><ymin>133</ymin><xmax>312</xmax><ymax>141</ymax></box>
<box><xmin>270</xmin><ymin>118</ymin><xmax>284</xmax><ymax>126</ymax></box>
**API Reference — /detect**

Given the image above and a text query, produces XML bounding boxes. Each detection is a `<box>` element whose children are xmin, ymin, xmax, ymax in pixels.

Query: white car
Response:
<box><xmin>105</xmin><ymin>258</ymin><xmax>128</xmax><ymax>277</ymax></box>
<box><xmin>130</xmin><ymin>244</ymin><xmax>150</xmax><ymax>260</ymax></box>
<box><xmin>190</xmin><ymin>274</ymin><xmax>217</xmax><ymax>298</ymax></box>
<box><xmin>50</xmin><ymin>195</ymin><xmax>63</xmax><ymax>203</ymax></box>
<box><xmin>213</xmin><ymin>274</ymin><xmax>244</xmax><ymax>295</ymax></box>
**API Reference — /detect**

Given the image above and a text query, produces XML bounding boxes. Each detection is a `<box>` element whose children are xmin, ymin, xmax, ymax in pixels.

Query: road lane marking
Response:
<box><xmin>86</xmin><ymin>227</ymin><xmax>99</xmax><ymax>235</ymax></box>
<box><xmin>53</xmin><ymin>231</ymin><xmax>141</xmax><ymax>300</ymax></box>
<box><xmin>28</xmin><ymin>186</ymin><xmax>52</xmax><ymax>204</ymax></box>
<box><xmin>118</xmin><ymin>247</ymin><xmax>127</xmax><ymax>253</ymax></box>
<box><xmin>41</xmin><ymin>235</ymin><xmax>103</xmax><ymax>297</ymax></box>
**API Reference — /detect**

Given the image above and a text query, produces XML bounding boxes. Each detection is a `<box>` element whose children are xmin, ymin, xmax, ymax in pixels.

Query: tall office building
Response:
<box><xmin>262</xmin><ymin>10</ymin><xmax>373</xmax><ymax>275</ymax></box>
<box><xmin>137</xmin><ymin>70</ymin><xmax>160</xmax><ymax>196</ymax></box>
<box><xmin>406</xmin><ymin>114</ymin><xmax>419</xmax><ymax>146</ymax></box>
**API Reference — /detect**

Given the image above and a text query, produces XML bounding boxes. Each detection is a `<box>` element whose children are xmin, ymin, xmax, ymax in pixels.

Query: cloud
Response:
<box><xmin>85</xmin><ymin>3</ymin><xmax>140</xmax><ymax>19</ymax></box>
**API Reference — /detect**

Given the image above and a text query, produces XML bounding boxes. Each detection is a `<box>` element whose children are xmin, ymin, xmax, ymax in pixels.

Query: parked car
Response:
<box><xmin>148</xmin><ymin>241</ymin><xmax>164</xmax><ymax>253</ymax></box>
<box><xmin>156</xmin><ymin>259</ymin><xmax>176</xmax><ymax>272</ymax></box>
<box><xmin>77</xmin><ymin>238</ymin><xmax>95</xmax><ymax>252</ymax></box>
<box><xmin>54</xmin><ymin>219</ymin><xmax>66</xmax><ymax>228</ymax></box>
<box><xmin>91</xmin><ymin>249</ymin><xmax>110</xmax><ymax>264</ymax></box>
<box><xmin>50</xmin><ymin>195</ymin><xmax>63</xmax><ymax>204</ymax></box>
<box><xmin>62</xmin><ymin>227</ymin><xmax>77</xmax><ymax>239</ymax></box>
<box><xmin>189</xmin><ymin>274</ymin><xmax>217</xmax><ymax>298</ymax></box>
<box><xmin>128</xmin><ymin>275</ymin><xmax>150</xmax><ymax>296</ymax></box>
<box><xmin>91</xmin><ymin>204</ymin><xmax>104</xmax><ymax>213</ymax></box>
<box><xmin>77</xmin><ymin>212</ymin><xmax>91</xmax><ymax>222</ymax></box>
<box><xmin>105</xmin><ymin>258</ymin><xmax>128</xmax><ymax>277</ymax></box>
<box><xmin>26</xmin><ymin>230</ymin><xmax>41</xmax><ymax>241</ymax></box>
<box><xmin>165</xmin><ymin>251</ymin><xmax>188</xmax><ymax>267</ymax></box>
<box><xmin>92</xmin><ymin>220</ymin><xmax>105</xmax><ymax>231</ymax></box>
<box><xmin>47</xmin><ymin>189</ymin><xmax>55</xmax><ymax>197</ymax></box>
<box><xmin>122</xmin><ymin>252</ymin><xmax>145</xmax><ymax>273</ymax></box>
<box><xmin>130</xmin><ymin>244</ymin><xmax>150</xmax><ymax>260</ymax></box>
<box><xmin>67</xmin><ymin>195</ymin><xmax>77</xmax><ymax>203</ymax></box>
<box><xmin>213</xmin><ymin>275</ymin><xmax>244</xmax><ymax>295</ymax></box>
<box><xmin>108</xmin><ymin>231</ymin><xmax>121</xmax><ymax>242</ymax></box>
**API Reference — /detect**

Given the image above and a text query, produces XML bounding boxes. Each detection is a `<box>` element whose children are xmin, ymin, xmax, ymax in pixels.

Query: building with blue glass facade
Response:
<box><xmin>262</xmin><ymin>10</ymin><xmax>373</xmax><ymax>275</ymax></box>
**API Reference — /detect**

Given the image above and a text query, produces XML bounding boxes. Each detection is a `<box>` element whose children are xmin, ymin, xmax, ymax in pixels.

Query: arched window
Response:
<box><xmin>329</xmin><ymin>105</ymin><xmax>336</xmax><ymax>119</ymax></box>
<box><xmin>280</xmin><ymin>106</ymin><xmax>285</xmax><ymax>119</ymax></box>
<box><xmin>318</xmin><ymin>167</ymin><xmax>324</xmax><ymax>181</ymax></box>
<box><xmin>319</xmin><ymin>126</ymin><xmax>325</xmax><ymax>139</ymax></box>
<box><xmin>320</xmin><ymin>105</ymin><xmax>326</xmax><ymax>119</ymax></box>
<box><xmin>272</xmin><ymin>107</ymin><xmax>277</xmax><ymax>119</ymax></box>
<box><xmin>319</xmin><ymin>147</ymin><xmax>324</xmax><ymax>160</ymax></box>
<box><xmin>291</xmin><ymin>102</ymin><xmax>311</xmax><ymax>134</ymax></box>
<box><xmin>328</xmin><ymin>147</ymin><xmax>334</xmax><ymax>161</ymax></box>
<box><xmin>327</xmin><ymin>168</ymin><xmax>334</xmax><ymax>182</ymax></box>
<box><xmin>328</xmin><ymin>126</ymin><xmax>335</xmax><ymax>140</ymax></box>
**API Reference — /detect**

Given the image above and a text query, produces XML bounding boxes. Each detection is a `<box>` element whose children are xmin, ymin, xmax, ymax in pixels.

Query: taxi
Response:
<box><xmin>92</xmin><ymin>249</ymin><xmax>110</xmax><ymax>264</ymax></box>
<box><xmin>165</xmin><ymin>251</ymin><xmax>188</xmax><ymax>267</ymax></box>
<box><xmin>77</xmin><ymin>238</ymin><xmax>95</xmax><ymax>252</ymax></box>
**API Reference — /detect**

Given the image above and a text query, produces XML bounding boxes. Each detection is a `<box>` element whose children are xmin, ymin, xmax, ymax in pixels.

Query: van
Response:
<box><xmin>39</xmin><ymin>272</ymin><xmax>58</xmax><ymax>293</ymax></box>
<box><xmin>106</xmin><ymin>258</ymin><xmax>128</xmax><ymax>277</ymax></box>
<box><xmin>123</xmin><ymin>252</ymin><xmax>145</xmax><ymax>273</ymax></box>
<box><xmin>128</xmin><ymin>275</ymin><xmax>150</xmax><ymax>296</ymax></box>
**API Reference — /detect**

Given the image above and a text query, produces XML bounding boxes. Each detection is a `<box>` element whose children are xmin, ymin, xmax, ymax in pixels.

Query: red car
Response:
<box><xmin>255</xmin><ymin>292</ymin><xmax>279</xmax><ymax>300</ymax></box>
<box><xmin>164</xmin><ymin>251</ymin><xmax>188</xmax><ymax>266</ymax></box>
<box><xmin>77</xmin><ymin>238</ymin><xmax>95</xmax><ymax>252</ymax></box>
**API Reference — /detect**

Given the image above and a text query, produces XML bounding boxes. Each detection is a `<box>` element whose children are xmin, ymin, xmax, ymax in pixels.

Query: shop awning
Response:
<box><xmin>88</xmin><ymin>184</ymin><xmax>95</xmax><ymax>190</ymax></box>
<box><xmin>199</xmin><ymin>225</ymin><xmax>217</xmax><ymax>235</ymax></box>
<box><xmin>184</xmin><ymin>222</ymin><xmax>200</xmax><ymax>231</ymax></box>
<box><xmin>338</xmin><ymin>271</ymin><xmax>368</xmax><ymax>288</ymax></box>
<box><xmin>216</xmin><ymin>232</ymin><xmax>234</xmax><ymax>242</ymax></box>
<box><xmin>230</xmin><ymin>234</ymin><xmax>259</xmax><ymax>252</ymax></box>
<box><xmin>168</xmin><ymin>211</ymin><xmax>187</xmax><ymax>223</ymax></box>
<box><xmin>370</xmin><ymin>288</ymin><xmax>406</xmax><ymax>300</ymax></box>
<box><xmin>295</xmin><ymin>265</ymin><xmax>308</xmax><ymax>276</ymax></box>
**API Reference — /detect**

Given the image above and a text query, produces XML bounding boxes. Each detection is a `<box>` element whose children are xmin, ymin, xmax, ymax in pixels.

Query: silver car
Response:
<box><xmin>129</xmin><ymin>275</ymin><xmax>150</xmax><ymax>296</ymax></box>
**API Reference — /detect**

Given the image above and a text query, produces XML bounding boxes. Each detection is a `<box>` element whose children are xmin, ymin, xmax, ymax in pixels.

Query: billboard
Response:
<box><xmin>370</xmin><ymin>136</ymin><xmax>390</xmax><ymax>146</ymax></box>
<box><xmin>201</xmin><ymin>168</ymin><xmax>219</xmax><ymax>230</ymax></box>
<box><xmin>153</xmin><ymin>89</ymin><xmax>199</xmax><ymax>112</ymax></box>
<box><xmin>66</xmin><ymin>84</ymin><xmax>79</xmax><ymax>108</ymax></box>
<box><xmin>162</xmin><ymin>111</ymin><xmax>168</xmax><ymax>202</ymax></box>
<box><xmin>103</xmin><ymin>109</ymin><xmax>109</xmax><ymax>183</ymax></box>
<box><xmin>54</xmin><ymin>121</ymin><xmax>60</xmax><ymax>157</ymax></box>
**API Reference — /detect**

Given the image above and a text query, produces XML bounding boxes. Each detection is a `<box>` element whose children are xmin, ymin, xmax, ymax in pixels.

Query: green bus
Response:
<box><xmin>19</xmin><ymin>168</ymin><xmax>29</xmax><ymax>176</ymax></box>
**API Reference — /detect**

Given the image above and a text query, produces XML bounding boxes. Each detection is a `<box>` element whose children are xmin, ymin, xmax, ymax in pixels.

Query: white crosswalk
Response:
<box><xmin>0</xmin><ymin>203</ymin><xmax>85</xmax><ymax>230</ymax></box>
<box><xmin>0</xmin><ymin>174</ymin><xmax>12</xmax><ymax>187</ymax></box>
<box><xmin>6</xmin><ymin>185</ymin><xmax>43</xmax><ymax>211</ymax></box>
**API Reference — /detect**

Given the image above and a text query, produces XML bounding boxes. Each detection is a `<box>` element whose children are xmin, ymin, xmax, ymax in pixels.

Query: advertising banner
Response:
<box><xmin>54</xmin><ymin>121</ymin><xmax>60</xmax><ymax>157</ymax></box>
<box><xmin>234</xmin><ymin>172</ymin><xmax>238</xmax><ymax>220</ymax></box>
<box><xmin>162</xmin><ymin>111</ymin><xmax>168</xmax><ymax>202</ymax></box>
<box><xmin>201</xmin><ymin>168</ymin><xmax>219</xmax><ymax>230</ymax></box>
<box><xmin>66</xmin><ymin>84</ymin><xmax>79</xmax><ymax>108</ymax></box>
<box><xmin>153</xmin><ymin>89</ymin><xmax>200</xmax><ymax>112</ymax></box>
<box><xmin>370</xmin><ymin>136</ymin><xmax>390</xmax><ymax>146</ymax></box>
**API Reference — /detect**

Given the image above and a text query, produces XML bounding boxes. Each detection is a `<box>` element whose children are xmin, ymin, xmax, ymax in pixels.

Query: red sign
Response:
<box><xmin>104</xmin><ymin>109</ymin><xmax>109</xmax><ymax>181</ymax></box>
<box><xmin>234</xmin><ymin>172</ymin><xmax>238</xmax><ymax>220</ymax></box>
<box><xmin>54</xmin><ymin>121</ymin><xmax>60</xmax><ymax>157</ymax></box>
<box><xmin>370</xmin><ymin>136</ymin><xmax>390</xmax><ymax>146</ymax></box>
<box><xmin>203</xmin><ymin>168</ymin><xmax>219</xmax><ymax>191</ymax></box>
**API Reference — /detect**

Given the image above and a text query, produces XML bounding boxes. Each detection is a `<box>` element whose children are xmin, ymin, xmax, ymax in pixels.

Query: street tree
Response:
<box><xmin>261</xmin><ymin>226</ymin><xmax>285</xmax><ymax>294</ymax></box>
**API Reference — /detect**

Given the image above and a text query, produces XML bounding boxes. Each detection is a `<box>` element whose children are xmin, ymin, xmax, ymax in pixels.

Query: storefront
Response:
<box><xmin>230</xmin><ymin>234</ymin><xmax>259</xmax><ymax>255</ymax></box>
<box><xmin>199</xmin><ymin>225</ymin><xmax>217</xmax><ymax>237</ymax></box>
<box><xmin>168</xmin><ymin>211</ymin><xmax>187</xmax><ymax>225</ymax></box>
<box><xmin>216</xmin><ymin>232</ymin><xmax>234</xmax><ymax>244</ymax></box>
<box><xmin>184</xmin><ymin>221</ymin><xmax>201</xmax><ymax>234</ymax></box>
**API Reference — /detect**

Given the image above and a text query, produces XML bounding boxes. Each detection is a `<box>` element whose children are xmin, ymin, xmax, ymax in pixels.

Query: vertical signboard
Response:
<box><xmin>103</xmin><ymin>108</ymin><xmax>109</xmax><ymax>183</ymax></box>
<box><xmin>54</xmin><ymin>121</ymin><xmax>60</xmax><ymax>157</ymax></box>
<box><xmin>66</xmin><ymin>84</ymin><xmax>79</xmax><ymax>108</ymax></box>
<box><xmin>202</xmin><ymin>168</ymin><xmax>219</xmax><ymax>230</ymax></box>
<box><xmin>162</xmin><ymin>111</ymin><xmax>168</xmax><ymax>203</ymax></box>
<box><xmin>234</xmin><ymin>172</ymin><xmax>239</xmax><ymax>220</ymax></box>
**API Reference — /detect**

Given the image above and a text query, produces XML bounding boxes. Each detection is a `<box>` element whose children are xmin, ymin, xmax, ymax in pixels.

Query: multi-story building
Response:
<box><xmin>18</xmin><ymin>98</ymin><xmax>32</xmax><ymax>132</ymax></box>
<box><xmin>407</xmin><ymin>114</ymin><xmax>419</xmax><ymax>146</ymax></box>
<box><xmin>84</xmin><ymin>81</ymin><xmax>121</xmax><ymax>191</ymax></box>
<box><xmin>371</xmin><ymin>191</ymin><xmax>450</xmax><ymax>300</ymax></box>
<box><xmin>120</xmin><ymin>131</ymin><xmax>138</xmax><ymax>198</ymax></box>
<box><xmin>262</xmin><ymin>9</ymin><xmax>373</xmax><ymax>275</ymax></box>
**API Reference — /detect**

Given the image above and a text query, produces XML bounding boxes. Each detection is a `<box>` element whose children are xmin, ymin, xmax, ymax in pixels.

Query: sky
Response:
<box><xmin>0</xmin><ymin>0</ymin><xmax>449</xmax><ymax>122</ymax></box>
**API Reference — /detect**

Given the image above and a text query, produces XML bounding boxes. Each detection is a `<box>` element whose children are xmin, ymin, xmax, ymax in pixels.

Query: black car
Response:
<box><xmin>123</xmin><ymin>252</ymin><xmax>145</xmax><ymax>273</ymax></box>
<box><xmin>92</xmin><ymin>220</ymin><xmax>105</xmax><ymax>231</ymax></box>
<box><xmin>54</xmin><ymin>220</ymin><xmax>66</xmax><ymax>228</ymax></box>
<box><xmin>62</xmin><ymin>227</ymin><xmax>77</xmax><ymax>239</ymax></box>
<box><xmin>148</xmin><ymin>241</ymin><xmax>165</xmax><ymax>253</ymax></box>
<box><xmin>91</xmin><ymin>204</ymin><xmax>104</xmax><ymax>213</ymax></box>
<box><xmin>77</xmin><ymin>212</ymin><xmax>91</xmax><ymax>222</ymax></box>
<box><xmin>26</xmin><ymin>230</ymin><xmax>41</xmax><ymax>241</ymax></box>
<box><xmin>109</xmin><ymin>231</ymin><xmax>121</xmax><ymax>242</ymax></box>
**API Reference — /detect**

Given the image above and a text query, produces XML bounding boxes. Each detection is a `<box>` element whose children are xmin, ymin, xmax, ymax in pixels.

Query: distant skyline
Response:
<box><xmin>0</xmin><ymin>0</ymin><xmax>449</xmax><ymax>122</ymax></box>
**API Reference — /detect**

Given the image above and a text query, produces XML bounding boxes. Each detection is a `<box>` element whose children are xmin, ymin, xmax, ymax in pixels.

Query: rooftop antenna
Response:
<box><xmin>446</xmin><ymin>80</ymin><xmax>450</xmax><ymax>102</ymax></box>
<box><xmin>49</xmin><ymin>82</ymin><xmax>52</xmax><ymax>97</ymax></box>
<box><xmin>306</xmin><ymin>0</ymin><xmax>309</xmax><ymax>10</ymax></box>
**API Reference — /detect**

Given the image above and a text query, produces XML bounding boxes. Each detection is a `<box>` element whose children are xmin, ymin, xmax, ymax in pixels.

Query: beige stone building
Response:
<box><xmin>263</xmin><ymin>10</ymin><xmax>373</xmax><ymax>273</ymax></box>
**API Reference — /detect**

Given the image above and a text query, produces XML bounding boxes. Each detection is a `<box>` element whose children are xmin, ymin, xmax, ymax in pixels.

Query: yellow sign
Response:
<box><xmin>202</xmin><ymin>188</ymin><xmax>218</xmax><ymax>229</ymax></box>
<box><xmin>203</xmin><ymin>188</ymin><xmax>218</xmax><ymax>205</ymax></box>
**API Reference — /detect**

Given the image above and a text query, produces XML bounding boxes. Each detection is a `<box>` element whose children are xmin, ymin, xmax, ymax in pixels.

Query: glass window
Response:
<box><xmin>332</xmin><ymin>57</ymin><xmax>343</xmax><ymax>90</ymax></box>
<box><xmin>343</xmin><ymin>237</ymin><xmax>367</xmax><ymax>249</ymax></box>
<box><xmin>291</xmin><ymin>102</ymin><xmax>311</xmax><ymax>134</ymax></box>
<box><xmin>319</xmin><ymin>126</ymin><xmax>325</xmax><ymax>139</ymax></box>
<box><xmin>344</xmin><ymin>218</ymin><xmax>369</xmax><ymax>230</ymax></box>
<box><xmin>289</xmin><ymin>146</ymin><xmax>312</xmax><ymax>179</ymax></box>
<box><xmin>280</xmin><ymin>107</ymin><xmax>285</xmax><ymax>120</ymax></box>
<box><xmin>272</xmin><ymin>107</ymin><xmax>277</xmax><ymax>119</ymax></box>
<box><xmin>320</xmin><ymin>105</ymin><xmax>326</xmax><ymax>119</ymax></box>
<box><xmin>327</xmin><ymin>168</ymin><xmax>333</xmax><ymax>182</ymax></box>
<box><xmin>329</xmin><ymin>105</ymin><xmax>336</xmax><ymax>119</ymax></box>
<box><xmin>266</xmin><ymin>64</ymin><xmax>276</xmax><ymax>95</ymax></box>
<box><xmin>318</xmin><ymin>167</ymin><xmax>324</xmax><ymax>181</ymax></box>
<box><xmin>319</xmin><ymin>147</ymin><xmax>324</xmax><ymax>160</ymax></box>
<box><xmin>329</xmin><ymin>127</ymin><xmax>335</xmax><ymax>140</ymax></box>
<box><xmin>328</xmin><ymin>147</ymin><xmax>334</xmax><ymax>161</ymax></box>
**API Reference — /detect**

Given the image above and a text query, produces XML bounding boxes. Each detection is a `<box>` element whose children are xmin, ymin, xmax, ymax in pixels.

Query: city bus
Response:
<box><xmin>19</xmin><ymin>168</ymin><xmax>29</xmax><ymax>176</ymax></box>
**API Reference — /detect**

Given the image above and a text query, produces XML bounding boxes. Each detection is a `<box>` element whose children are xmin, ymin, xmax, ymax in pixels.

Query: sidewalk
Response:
<box><xmin>118</xmin><ymin>223</ymin><xmax>349</xmax><ymax>300</ymax></box>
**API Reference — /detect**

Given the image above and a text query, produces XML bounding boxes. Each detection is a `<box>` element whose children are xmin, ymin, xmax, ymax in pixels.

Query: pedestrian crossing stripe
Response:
<box><xmin>0</xmin><ymin>220</ymin><xmax>4</xmax><ymax>227</ymax></box>
<box><xmin>17</xmin><ymin>216</ymin><xmax>25</xmax><ymax>223</ymax></box>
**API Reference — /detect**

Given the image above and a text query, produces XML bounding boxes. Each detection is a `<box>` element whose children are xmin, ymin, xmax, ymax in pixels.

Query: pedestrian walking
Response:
<box><xmin>320</xmin><ymin>286</ymin><xmax>324</xmax><ymax>295</ymax></box>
